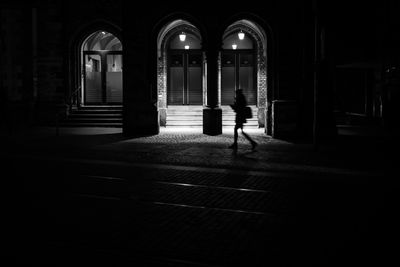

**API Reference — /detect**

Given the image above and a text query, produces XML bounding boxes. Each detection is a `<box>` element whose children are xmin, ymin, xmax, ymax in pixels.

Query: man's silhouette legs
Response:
<box><xmin>229</xmin><ymin>125</ymin><xmax>257</xmax><ymax>150</ymax></box>
<box><xmin>229</xmin><ymin>125</ymin><xmax>240</xmax><ymax>149</ymax></box>
<box><xmin>241</xmin><ymin>129</ymin><xmax>257</xmax><ymax>150</ymax></box>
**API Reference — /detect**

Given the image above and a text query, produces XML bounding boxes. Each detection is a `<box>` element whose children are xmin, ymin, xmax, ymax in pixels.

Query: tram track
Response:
<box><xmin>70</xmin><ymin>173</ymin><xmax>291</xmax><ymax>215</ymax></box>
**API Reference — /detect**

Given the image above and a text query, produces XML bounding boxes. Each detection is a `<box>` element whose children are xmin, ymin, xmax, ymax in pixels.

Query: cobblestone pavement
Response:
<box><xmin>5</xmin><ymin>155</ymin><xmax>399</xmax><ymax>266</ymax></box>
<box><xmin>2</xmin><ymin>127</ymin><xmax>399</xmax><ymax>266</ymax></box>
<box><xmin>2</xmin><ymin>126</ymin><xmax>393</xmax><ymax>175</ymax></box>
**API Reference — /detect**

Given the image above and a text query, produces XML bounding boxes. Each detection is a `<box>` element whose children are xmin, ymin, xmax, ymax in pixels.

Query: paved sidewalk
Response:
<box><xmin>2</xmin><ymin>126</ymin><xmax>394</xmax><ymax>176</ymax></box>
<box><xmin>3</xmin><ymin>126</ymin><xmax>399</xmax><ymax>266</ymax></box>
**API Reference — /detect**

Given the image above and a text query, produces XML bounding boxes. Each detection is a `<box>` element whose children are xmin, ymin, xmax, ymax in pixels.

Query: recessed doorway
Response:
<box><xmin>82</xmin><ymin>31</ymin><xmax>123</xmax><ymax>105</ymax></box>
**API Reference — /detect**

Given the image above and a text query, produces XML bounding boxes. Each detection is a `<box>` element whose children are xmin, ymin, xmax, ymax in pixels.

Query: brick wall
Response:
<box><xmin>0</xmin><ymin>8</ymin><xmax>33</xmax><ymax>132</ymax></box>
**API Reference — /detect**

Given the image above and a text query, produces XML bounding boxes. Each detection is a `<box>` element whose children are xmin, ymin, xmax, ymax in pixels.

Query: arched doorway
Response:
<box><xmin>221</xmin><ymin>30</ymin><xmax>256</xmax><ymax>105</ymax></box>
<box><xmin>168</xmin><ymin>32</ymin><xmax>203</xmax><ymax>105</ymax></box>
<box><xmin>157</xmin><ymin>20</ymin><xmax>205</xmax><ymax>127</ymax></box>
<box><xmin>220</xmin><ymin>20</ymin><xmax>267</xmax><ymax>127</ymax></box>
<box><xmin>81</xmin><ymin>31</ymin><xmax>123</xmax><ymax>105</ymax></box>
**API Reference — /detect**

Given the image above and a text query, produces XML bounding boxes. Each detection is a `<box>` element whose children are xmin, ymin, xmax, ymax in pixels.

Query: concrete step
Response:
<box><xmin>58</xmin><ymin>122</ymin><xmax>123</xmax><ymax>127</ymax></box>
<box><xmin>165</xmin><ymin>105</ymin><xmax>259</xmax><ymax>128</ymax></box>
<box><xmin>78</xmin><ymin>105</ymin><xmax>122</xmax><ymax>109</ymax></box>
<box><xmin>61</xmin><ymin>119</ymin><xmax>122</xmax><ymax>124</ymax></box>
<box><xmin>167</xmin><ymin>106</ymin><xmax>203</xmax><ymax>127</ymax></box>
<box><xmin>222</xmin><ymin>118</ymin><xmax>258</xmax><ymax>122</ymax></box>
<box><xmin>222</xmin><ymin>114</ymin><xmax>258</xmax><ymax>118</ymax></box>
<box><xmin>162</xmin><ymin>125</ymin><xmax>203</xmax><ymax>128</ymax></box>
<box><xmin>167</xmin><ymin>105</ymin><xmax>203</xmax><ymax>110</ymax></box>
<box><xmin>167</xmin><ymin>117</ymin><xmax>203</xmax><ymax>121</ymax></box>
<box><xmin>223</xmin><ymin>119</ymin><xmax>259</xmax><ymax>123</ymax></box>
<box><xmin>167</xmin><ymin>121</ymin><xmax>203</xmax><ymax>125</ymax></box>
<box><xmin>65</xmin><ymin>106</ymin><xmax>123</xmax><ymax>128</ymax></box>
<box><xmin>223</xmin><ymin>122</ymin><xmax>259</xmax><ymax>126</ymax></box>
<box><xmin>69</xmin><ymin>114</ymin><xmax>122</xmax><ymax>118</ymax></box>
<box><xmin>73</xmin><ymin>110</ymin><xmax>122</xmax><ymax>114</ymax></box>
<box><xmin>167</xmin><ymin>111</ymin><xmax>203</xmax><ymax>116</ymax></box>
<box><xmin>167</xmin><ymin>121</ymin><xmax>258</xmax><ymax>127</ymax></box>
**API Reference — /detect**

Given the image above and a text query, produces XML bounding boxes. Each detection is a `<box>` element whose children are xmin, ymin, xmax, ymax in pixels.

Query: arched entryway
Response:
<box><xmin>81</xmin><ymin>31</ymin><xmax>123</xmax><ymax>105</ymax></box>
<box><xmin>220</xmin><ymin>20</ymin><xmax>267</xmax><ymax>127</ymax></box>
<box><xmin>157</xmin><ymin>20</ymin><xmax>205</xmax><ymax>127</ymax></box>
<box><xmin>168</xmin><ymin>32</ymin><xmax>203</xmax><ymax>105</ymax></box>
<box><xmin>221</xmin><ymin>30</ymin><xmax>256</xmax><ymax>105</ymax></box>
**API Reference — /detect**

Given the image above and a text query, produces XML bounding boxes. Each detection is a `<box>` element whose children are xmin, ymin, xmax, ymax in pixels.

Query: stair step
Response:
<box><xmin>163</xmin><ymin>105</ymin><xmax>260</xmax><ymax>127</ymax></box>
<box><xmin>59</xmin><ymin>122</ymin><xmax>123</xmax><ymax>127</ymax></box>
<box><xmin>78</xmin><ymin>105</ymin><xmax>122</xmax><ymax>109</ymax></box>
<box><xmin>167</xmin><ymin>105</ymin><xmax>203</xmax><ymax>128</ymax></box>
<box><xmin>167</xmin><ymin>112</ymin><xmax>203</xmax><ymax>115</ymax></box>
<box><xmin>167</xmin><ymin>121</ymin><xmax>203</xmax><ymax>126</ymax></box>
<box><xmin>162</xmin><ymin>125</ymin><xmax>203</xmax><ymax>128</ymax></box>
<box><xmin>222</xmin><ymin>115</ymin><xmax>257</xmax><ymax>118</ymax></box>
<box><xmin>65</xmin><ymin>105</ymin><xmax>123</xmax><ymax>128</ymax></box>
<box><xmin>223</xmin><ymin>120</ymin><xmax>258</xmax><ymax>123</ymax></box>
<box><xmin>76</xmin><ymin>109</ymin><xmax>121</xmax><ymax>112</ymax></box>
<box><xmin>73</xmin><ymin>110</ymin><xmax>122</xmax><ymax>114</ymax></box>
<box><xmin>168</xmin><ymin>119</ymin><xmax>203</xmax><ymax>122</ymax></box>
<box><xmin>166</xmin><ymin>106</ymin><xmax>259</xmax><ymax>129</ymax></box>
<box><xmin>222</xmin><ymin>123</ymin><xmax>259</xmax><ymax>128</ymax></box>
<box><xmin>167</xmin><ymin>105</ymin><xmax>203</xmax><ymax>109</ymax></box>
<box><xmin>62</xmin><ymin>118</ymin><xmax>121</xmax><ymax>122</ymax></box>
<box><xmin>69</xmin><ymin>114</ymin><xmax>122</xmax><ymax>118</ymax></box>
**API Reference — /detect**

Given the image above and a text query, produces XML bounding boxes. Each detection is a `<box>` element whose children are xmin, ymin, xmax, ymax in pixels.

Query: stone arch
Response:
<box><xmin>221</xmin><ymin>18</ymin><xmax>269</xmax><ymax>127</ymax></box>
<box><xmin>68</xmin><ymin>20</ymin><xmax>122</xmax><ymax>107</ymax></box>
<box><xmin>156</xmin><ymin>18</ymin><xmax>205</xmax><ymax>126</ymax></box>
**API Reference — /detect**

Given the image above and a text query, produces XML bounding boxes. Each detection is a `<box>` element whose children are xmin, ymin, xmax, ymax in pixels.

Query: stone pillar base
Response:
<box><xmin>257</xmin><ymin>107</ymin><xmax>266</xmax><ymax>127</ymax></box>
<box><xmin>123</xmin><ymin>103</ymin><xmax>159</xmax><ymax>136</ymax></box>
<box><xmin>264</xmin><ymin>104</ymin><xmax>272</xmax><ymax>136</ymax></box>
<box><xmin>203</xmin><ymin>107</ymin><xmax>222</xmax><ymax>135</ymax></box>
<box><xmin>272</xmin><ymin>100</ymin><xmax>297</xmax><ymax>139</ymax></box>
<box><xmin>35</xmin><ymin>102</ymin><xmax>68</xmax><ymax>125</ymax></box>
<box><xmin>159</xmin><ymin>108</ymin><xmax>167</xmax><ymax>127</ymax></box>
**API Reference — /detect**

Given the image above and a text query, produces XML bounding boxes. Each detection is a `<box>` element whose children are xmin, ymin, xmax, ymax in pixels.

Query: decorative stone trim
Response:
<box><xmin>222</xmin><ymin>21</ymin><xmax>268</xmax><ymax>127</ymax></box>
<box><xmin>157</xmin><ymin>21</ymin><xmax>203</xmax><ymax>126</ymax></box>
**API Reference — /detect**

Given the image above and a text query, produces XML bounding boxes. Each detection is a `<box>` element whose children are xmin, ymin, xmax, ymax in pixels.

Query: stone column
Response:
<box><xmin>122</xmin><ymin>15</ymin><xmax>159</xmax><ymax>136</ymax></box>
<box><xmin>272</xmin><ymin>100</ymin><xmax>297</xmax><ymax>139</ymax></box>
<box><xmin>203</xmin><ymin>34</ymin><xmax>222</xmax><ymax>135</ymax></box>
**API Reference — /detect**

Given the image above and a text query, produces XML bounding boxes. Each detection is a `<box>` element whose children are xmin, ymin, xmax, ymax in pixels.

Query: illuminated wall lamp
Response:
<box><xmin>232</xmin><ymin>44</ymin><xmax>237</xmax><ymax>50</ymax></box>
<box><xmin>179</xmin><ymin>32</ymin><xmax>186</xmax><ymax>42</ymax></box>
<box><xmin>184</xmin><ymin>45</ymin><xmax>190</xmax><ymax>50</ymax></box>
<box><xmin>238</xmin><ymin>30</ymin><xmax>245</xmax><ymax>40</ymax></box>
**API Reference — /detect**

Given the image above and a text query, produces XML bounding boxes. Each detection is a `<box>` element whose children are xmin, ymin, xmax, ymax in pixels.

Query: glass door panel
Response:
<box><xmin>84</xmin><ymin>54</ymin><xmax>102</xmax><ymax>104</ymax></box>
<box><xmin>168</xmin><ymin>52</ymin><xmax>203</xmax><ymax>105</ymax></box>
<box><xmin>188</xmin><ymin>54</ymin><xmax>202</xmax><ymax>105</ymax></box>
<box><xmin>168</xmin><ymin>54</ymin><xmax>184</xmax><ymax>105</ymax></box>
<box><xmin>239</xmin><ymin>53</ymin><xmax>255</xmax><ymax>105</ymax></box>
<box><xmin>221</xmin><ymin>53</ymin><xmax>235</xmax><ymax>105</ymax></box>
<box><xmin>106</xmin><ymin>54</ymin><xmax>123</xmax><ymax>103</ymax></box>
<box><xmin>221</xmin><ymin>52</ymin><xmax>256</xmax><ymax>105</ymax></box>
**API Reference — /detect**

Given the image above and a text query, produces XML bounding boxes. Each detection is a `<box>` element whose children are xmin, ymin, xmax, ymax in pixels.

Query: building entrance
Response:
<box><xmin>168</xmin><ymin>50</ymin><xmax>202</xmax><ymax>105</ymax></box>
<box><xmin>221</xmin><ymin>51</ymin><xmax>256</xmax><ymax>105</ymax></box>
<box><xmin>82</xmin><ymin>31</ymin><xmax>122</xmax><ymax>105</ymax></box>
<box><xmin>83</xmin><ymin>51</ymin><xmax>122</xmax><ymax>104</ymax></box>
<box><xmin>221</xmin><ymin>29</ymin><xmax>256</xmax><ymax>106</ymax></box>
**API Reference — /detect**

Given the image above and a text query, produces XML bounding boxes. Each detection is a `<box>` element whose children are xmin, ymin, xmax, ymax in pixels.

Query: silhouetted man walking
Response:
<box><xmin>229</xmin><ymin>89</ymin><xmax>257</xmax><ymax>150</ymax></box>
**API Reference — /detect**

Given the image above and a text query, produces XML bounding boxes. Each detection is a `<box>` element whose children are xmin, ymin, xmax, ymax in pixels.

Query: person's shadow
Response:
<box><xmin>231</xmin><ymin>146</ymin><xmax>258</xmax><ymax>157</ymax></box>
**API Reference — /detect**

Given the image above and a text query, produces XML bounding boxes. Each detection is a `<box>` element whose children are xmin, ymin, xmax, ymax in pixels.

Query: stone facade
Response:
<box><xmin>0</xmin><ymin>8</ymin><xmax>33</xmax><ymax>132</ymax></box>
<box><xmin>2</xmin><ymin>0</ymin><xmax>395</xmax><ymax>140</ymax></box>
